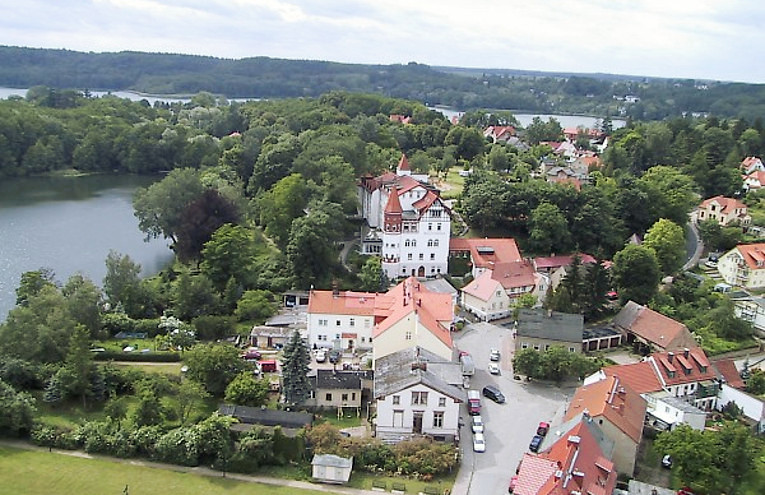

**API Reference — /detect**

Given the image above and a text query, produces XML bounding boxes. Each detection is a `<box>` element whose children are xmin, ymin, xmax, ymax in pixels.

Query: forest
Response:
<box><xmin>3</xmin><ymin>45</ymin><xmax>765</xmax><ymax>121</ymax></box>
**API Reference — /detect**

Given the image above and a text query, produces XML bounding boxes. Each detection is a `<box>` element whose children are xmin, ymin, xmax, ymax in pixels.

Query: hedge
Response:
<box><xmin>92</xmin><ymin>352</ymin><xmax>181</xmax><ymax>362</ymax></box>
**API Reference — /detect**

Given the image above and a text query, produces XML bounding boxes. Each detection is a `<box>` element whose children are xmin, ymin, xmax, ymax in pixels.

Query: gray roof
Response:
<box><xmin>312</xmin><ymin>453</ymin><xmax>353</xmax><ymax>468</ymax></box>
<box><xmin>517</xmin><ymin>309</ymin><xmax>584</xmax><ymax>343</ymax></box>
<box><xmin>423</xmin><ymin>277</ymin><xmax>458</xmax><ymax>296</ymax></box>
<box><xmin>654</xmin><ymin>393</ymin><xmax>706</xmax><ymax>414</ymax></box>
<box><xmin>541</xmin><ymin>413</ymin><xmax>614</xmax><ymax>457</ymax></box>
<box><xmin>218</xmin><ymin>404</ymin><xmax>312</xmax><ymax>428</ymax></box>
<box><xmin>374</xmin><ymin>347</ymin><xmax>464</xmax><ymax>401</ymax></box>
<box><xmin>612</xmin><ymin>300</ymin><xmax>642</xmax><ymax>330</ymax></box>
<box><xmin>250</xmin><ymin>325</ymin><xmax>295</xmax><ymax>337</ymax></box>
<box><xmin>310</xmin><ymin>369</ymin><xmax>370</xmax><ymax>390</ymax></box>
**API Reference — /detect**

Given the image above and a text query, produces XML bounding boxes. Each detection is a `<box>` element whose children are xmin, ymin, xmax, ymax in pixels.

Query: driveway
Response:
<box><xmin>451</xmin><ymin>322</ymin><xmax>575</xmax><ymax>495</ymax></box>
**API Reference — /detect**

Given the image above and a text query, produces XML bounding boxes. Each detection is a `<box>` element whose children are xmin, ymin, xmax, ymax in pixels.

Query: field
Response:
<box><xmin>0</xmin><ymin>445</ymin><xmax>331</xmax><ymax>495</ymax></box>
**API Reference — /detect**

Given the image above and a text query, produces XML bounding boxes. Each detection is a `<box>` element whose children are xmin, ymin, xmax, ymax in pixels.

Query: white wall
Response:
<box><xmin>375</xmin><ymin>383</ymin><xmax>460</xmax><ymax>440</ymax></box>
<box><xmin>717</xmin><ymin>383</ymin><xmax>765</xmax><ymax>430</ymax></box>
<box><xmin>307</xmin><ymin>312</ymin><xmax>374</xmax><ymax>350</ymax></box>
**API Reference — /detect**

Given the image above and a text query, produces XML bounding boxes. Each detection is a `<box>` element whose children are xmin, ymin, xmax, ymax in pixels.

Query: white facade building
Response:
<box><xmin>359</xmin><ymin>154</ymin><xmax>451</xmax><ymax>280</ymax></box>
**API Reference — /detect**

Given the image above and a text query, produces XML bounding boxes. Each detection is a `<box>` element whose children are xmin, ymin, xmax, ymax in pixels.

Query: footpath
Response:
<box><xmin>0</xmin><ymin>439</ymin><xmax>383</xmax><ymax>495</ymax></box>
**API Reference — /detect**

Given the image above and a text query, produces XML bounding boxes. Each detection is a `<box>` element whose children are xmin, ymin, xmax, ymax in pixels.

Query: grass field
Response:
<box><xmin>0</xmin><ymin>446</ymin><xmax>330</xmax><ymax>495</ymax></box>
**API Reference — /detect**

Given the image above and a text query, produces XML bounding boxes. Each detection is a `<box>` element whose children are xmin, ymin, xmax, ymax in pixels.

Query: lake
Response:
<box><xmin>428</xmin><ymin>105</ymin><xmax>626</xmax><ymax>130</ymax></box>
<box><xmin>0</xmin><ymin>175</ymin><xmax>174</xmax><ymax>320</ymax></box>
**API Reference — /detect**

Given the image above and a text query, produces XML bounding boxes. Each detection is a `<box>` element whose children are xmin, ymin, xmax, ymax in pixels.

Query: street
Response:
<box><xmin>451</xmin><ymin>322</ymin><xmax>575</xmax><ymax>495</ymax></box>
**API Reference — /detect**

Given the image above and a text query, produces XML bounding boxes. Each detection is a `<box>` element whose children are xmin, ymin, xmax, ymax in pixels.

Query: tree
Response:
<box><xmin>611</xmin><ymin>244</ymin><xmax>661</xmax><ymax>305</ymax></box>
<box><xmin>183</xmin><ymin>343</ymin><xmax>246</xmax><ymax>396</ymax></box>
<box><xmin>103</xmin><ymin>250</ymin><xmax>141</xmax><ymax>308</ymax></box>
<box><xmin>131</xmin><ymin>389</ymin><xmax>165</xmax><ymax>427</ymax></box>
<box><xmin>512</xmin><ymin>348</ymin><xmax>543</xmax><ymax>378</ymax></box>
<box><xmin>171</xmin><ymin>271</ymin><xmax>222</xmax><ymax>320</ymax></box>
<box><xmin>359</xmin><ymin>256</ymin><xmax>385</xmax><ymax>292</ymax></box>
<box><xmin>281</xmin><ymin>330</ymin><xmax>311</xmax><ymax>405</ymax></box>
<box><xmin>15</xmin><ymin>268</ymin><xmax>56</xmax><ymax>307</ymax></box>
<box><xmin>234</xmin><ymin>290</ymin><xmax>277</xmax><ymax>322</ymax></box>
<box><xmin>643</xmin><ymin>218</ymin><xmax>686</xmax><ymax>275</ymax></box>
<box><xmin>638</xmin><ymin>165</ymin><xmax>697</xmax><ymax>227</ymax></box>
<box><xmin>257</xmin><ymin>173</ymin><xmax>311</xmax><ymax>248</ymax></box>
<box><xmin>175</xmin><ymin>379</ymin><xmax>209</xmax><ymax>425</ymax></box>
<box><xmin>104</xmin><ymin>396</ymin><xmax>129</xmax><ymax>427</ymax></box>
<box><xmin>581</xmin><ymin>261</ymin><xmax>611</xmax><ymax>320</ymax></box>
<box><xmin>133</xmin><ymin>168</ymin><xmax>205</xmax><ymax>244</ymax></box>
<box><xmin>174</xmin><ymin>189</ymin><xmax>241</xmax><ymax>262</ymax></box>
<box><xmin>0</xmin><ymin>379</ymin><xmax>36</xmax><ymax>436</ymax></box>
<box><xmin>224</xmin><ymin>372</ymin><xmax>270</xmax><ymax>407</ymax></box>
<box><xmin>706</xmin><ymin>298</ymin><xmax>753</xmax><ymax>340</ymax></box>
<box><xmin>528</xmin><ymin>202</ymin><xmax>571</xmax><ymax>254</ymax></box>
<box><xmin>201</xmin><ymin>224</ymin><xmax>257</xmax><ymax>291</ymax></box>
<box><xmin>286</xmin><ymin>202</ymin><xmax>345</xmax><ymax>289</ymax></box>
<box><xmin>62</xmin><ymin>274</ymin><xmax>103</xmax><ymax>338</ymax></box>
<box><xmin>64</xmin><ymin>325</ymin><xmax>97</xmax><ymax>408</ymax></box>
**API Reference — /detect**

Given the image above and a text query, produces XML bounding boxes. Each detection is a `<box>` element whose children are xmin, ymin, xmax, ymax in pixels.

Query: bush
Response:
<box><xmin>192</xmin><ymin>315</ymin><xmax>235</xmax><ymax>340</ymax></box>
<box><xmin>92</xmin><ymin>352</ymin><xmax>181</xmax><ymax>362</ymax></box>
<box><xmin>154</xmin><ymin>427</ymin><xmax>200</xmax><ymax>466</ymax></box>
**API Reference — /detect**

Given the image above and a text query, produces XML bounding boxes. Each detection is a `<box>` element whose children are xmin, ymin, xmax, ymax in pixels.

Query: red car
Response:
<box><xmin>536</xmin><ymin>421</ymin><xmax>550</xmax><ymax>436</ymax></box>
<box><xmin>677</xmin><ymin>488</ymin><xmax>696</xmax><ymax>495</ymax></box>
<box><xmin>508</xmin><ymin>475</ymin><xmax>518</xmax><ymax>493</ymax></box>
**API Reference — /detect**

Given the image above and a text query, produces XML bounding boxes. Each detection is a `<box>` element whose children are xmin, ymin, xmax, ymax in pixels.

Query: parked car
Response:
<box><xmin>471</xmin><ymin>415</ymin><xmax>484</xmax><ymax>434</ymax></box>
<box><xmin>482</xmin><ymin>385</ymin><xmax>505</xmax><ymax>404</ymax></box>
<box><xmin>677</xmin><ymin>488</ymin><xmax>696</xmax><ymax>495</ymax></box>
<box><xmin>328</xmin><ymin>349</ymin><xmax>341</xmax><ymax>363</ymax></box>
<box><xmin>490</xmin><ymin>348</ymin><xmax>500</xmax><ymax>361</ymax></box>
<box><xmin>488</xmin><ymin>362</ymin><xmax>501</xmax><ymax>375</ymax></box>
<box><xmin>315</xmin><ymin>349</ymin><xmax>327</xmax><ymax>362</ymax></box>
<box><xmin>705</xmin><ymin>259</ymin><xmax>718</xmax><ymax>268</ymax></box>
<box><xmin>242</xmin><ymin>348</ymin><xmax>261</xmax><ymax>361</ymax></box>
<box><xmin>536</xmin><ymin>421</ymin><xmax>550</xmax><ymax>436</ymax></box>
<box><xmin>472</xmin><ymin>432</ymin><xmax>486</xmax><ymax>453</ymax></box>
<box><xmin>606</xmin><ymin>290</ymin><xmax>619</xmax><ymax>301</ymax></box>
<box><xmin>662</xmin><ymin>454</ymin><xmax>673</xmax><ymax>469</ymax></box>
<box><xmin>529</xmin><ymin>434</ymin><xmax>544</xmax><ymax>452</ymax></box>
<box><xmin>508</xmin><ymin>475</ymin><xmax>518</xmax><ymax>493</ymax></box>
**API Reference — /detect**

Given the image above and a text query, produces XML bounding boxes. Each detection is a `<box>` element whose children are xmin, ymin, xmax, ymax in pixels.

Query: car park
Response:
<box><xmin>490</xmin><ymin>348</ymin><xmax>500</xmax><ymax>361</ymax></box>
<box><xmin>482</xmin><ymin>385</ymin><xmax>505</xmax><ymax>404</ymax></box>
<box><xmin>529</xmin><ymin>434</ymin><xmax>544</xmax><ymax>452</ymax></box>
<box><xmin>488</xmin><ymin>362</ymin><xmax>500</xmax><ymax>375</ymax></box>
<box><xmin>536</xmin><ymin>421</ymin><xmax>550</xmax><ymax>436</ymax></box>
<box><xmin>472</xmin><ymin>432</ymin><xmax>486</xmax><ymax>453</ymax></box>
<box><xmin>471</xmin><ymin>415</ymin><xmax>485</xmax><ymax>434</ymax></box>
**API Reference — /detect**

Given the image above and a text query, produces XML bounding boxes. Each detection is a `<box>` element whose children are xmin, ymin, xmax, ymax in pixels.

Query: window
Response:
<box><xmin>405</xmin><ymin>239</ymin><xmax>411</xmax><ymax>247</ymax></box>
<box><xmin>439</xmin><ymin>397</ymin><xmax>446</xmax><ymax>407</ymax></box>
<box><xmin>544</xmin><ymin>344</ymin><xmax>550</xmax><ymax>351</ymax></box>
<box><xmin>349</xmin><ymin>318</ymin><xmax>355</xmax><ymax>327</ymax></box>
<box><xmin>405</xmin><ymin>331</ymin><xmax>412</xmax><ymax>340</ymax></box>
<box><xmin>430</xmin><ymin>253</ymin><xmax>435</xmax><ymax>260</ymax></box>
<box><xmin>434</xmin><ymin>239</ymin><xmax>439</xmax><ymax>246</ymax></box>
<box><xmin>336</xmin><ymin>320</ymin><xmax>341</xmax><ymax>326</ymax></box>
<box><xmin>522</xmin><ymin>342</ymin><xmax>529</xmax><ymax>349</ymax></box>
<box><xmin>533</xmin><ymin>345</ymin><xmax>540</xmax><ymax>351</ymax></box>
<box><xmin>569</xmin><ymin>347</ymin><xmax>575</xmax><ymax>352</ymax></box>
<box><xmin>412</xmin><ymin>391</ymin><xmax>428</xmax><ymax>405</ymax></box>
<box><xmin>419</xmin><ymin>253</ymin><xmax>424</xmax><ymax>260</ymax></box>
<box><xmin>428</xmin><ymin>223</ymin><xmax>433</xmax><ymax>231</ymax></box>
<box><xmin>412</xmin><ymin>240</ymin><xmax>417</xmax><ymax>247</ymax></box>
<box><xmin>352</xmin><ymin>392</ymin><xmax>356</xmax><ymax>401</ymax></box>
<box><xmin>361</xmin><ymin>336</ymin><xmax>365</xmax><ymax>343</ymax></box>
<box><xmin>433</xmin><ymin>411</ymin><xmax>444</xmax><ymax>428</ymax></box>
<box><xmin>365</xmin><ymin>320</ymin><xmax>370</xmax><ymax>328</ymax></box>
<box><xmin>392</xmin><ymin>395</ymin><xmax>400</xmax><ymax>405</ymax></box>
<box><xmin>428</xmin><ymin>239</ymin><xmax>433</xmax><ymax>247</ymax></box>
<box><xmin>318</xmin><ymin>335</ymin><xmax>327</xmax><ymax>341</ymax></box>
<box><xmin>319</xmin><ymin>319</ymin><xmax>328</xmax><ymax>326</ymax></box>
<box><xmin>408</xmin><ymin>253</ymin><xmax>413</xmax><ymax>260</ymax></box>
<box><xmin>437</xmin><ymin>224</ymin><xmax>442</xmax><ymax>231</ymax></box>
<box><xmin>335</xmin><ymin>334</ymin><xmax>340</xmax><ymax>339</ymax></box>
<box><xmin>342</xmin><ymin>393</ymin><xmax>348</xmax><ymax>402</ymax></box>
<box><xmin>325</xmin><ymin>393</ymin><xmax>332</xmax><ymax>401</ymax></box>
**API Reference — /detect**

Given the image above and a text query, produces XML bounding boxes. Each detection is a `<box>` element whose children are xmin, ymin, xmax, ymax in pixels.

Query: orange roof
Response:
<box><xmin>449</xmin><ymin>237</ymin><xmax>522</xmax><ymax>270</ymax></box>
<box><xmin>734</xmin><ymin>243</ymin><xmax>765</xmax><ymax>270</ymax></box>
<box><xmin>601</xmin><ymin>361</ymin><xmax>663</xmax><ymax>394</ymax></box>
<box><xmin>412</xmin><ymin>190</ymin><xmax>441</xmax><ymax>211</ymax></box>
<box><xmin>741</xmin><ymin>156</ymin><xmax>763</xmax><ymax>170</ymax></box>
<box><xmin>534</xmin><ymin>253</ymin><xmax>597</xmax><ymax>271</ymax></box>
<box><xmin>613</xmin><ymin>301</ymin><xmax>697</xmax><ymax>351</ymax></box>
<box><xmin>712</xmin><ymin>359</ymin><xmax>746</xmax><ymax>389</ymax></box>
<box><xmin>397</xmin><ymin>153</ymin><xmax>410</xmax><ymax>171</ymax></box>
<box><xmin>308</xmin><ymin>290</ymin><xmax>387</xmax><ymax>316</ymax></box>
<box><xmin>565</xmin><ymin>376</ymin><xmax>646</xmax><ymax>444</ymax></box>
<box><xmin>384</xmin><ymin>188</ymin><xmax>403</xmax><ymax>214</ymax></box>
<box><xmin>700</xmin><ymin>195</ymin><xmax>747</xmax><ymax>212</ymax></box>
<box><xmin>491</xmin><ymin>260</ymin><xmax>538</xmax><ymax>290</ymax></box>
<box><xmin>648</xmin><ymin>347</ymin><xmax>718</xmax><ymax>387</ymax></box>
<box><xmin>461</xmin><ymin>270</ymin><xmax>502</xmax><ymax>301</ymax></box>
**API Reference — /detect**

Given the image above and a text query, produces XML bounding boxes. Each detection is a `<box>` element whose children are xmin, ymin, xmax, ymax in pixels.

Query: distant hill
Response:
<box><xmin>1</xmin><ymin>45</ymin><xmax>765</xmax><ymax>121</ymax></box>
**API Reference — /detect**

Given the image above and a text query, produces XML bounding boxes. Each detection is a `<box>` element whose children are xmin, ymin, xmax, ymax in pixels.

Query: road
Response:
<box><xmin>682</xmin><ymin>213</ymin><xmax>703</xmax><ymax>272</ymax></box>
<box><xmin>450</xmin><ymin>322</ymin><xmax>574</xmax><ymax>495</ymax></box>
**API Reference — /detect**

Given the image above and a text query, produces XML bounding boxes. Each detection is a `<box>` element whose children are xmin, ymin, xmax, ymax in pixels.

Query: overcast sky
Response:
<box><xmin>2</xmin><ymin>0</ymin><xmax>763</xmax><ymax>83</ymax></box>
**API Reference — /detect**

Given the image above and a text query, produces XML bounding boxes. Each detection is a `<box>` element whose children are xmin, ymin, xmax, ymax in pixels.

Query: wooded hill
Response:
<box><xmin>2</xmin><ymin>45</ymin><xmax>765</xmax><ymax>121</ymax></box>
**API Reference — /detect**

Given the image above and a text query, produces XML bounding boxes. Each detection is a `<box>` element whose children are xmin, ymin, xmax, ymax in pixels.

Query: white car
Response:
<box><xmin>490</xmin><ymin>348</ymin><xmax>500</xmax><ymax>361</ymax></box>
<box><xmin>488</xmin><ymin>362</ymin><xmax>500</xmax><ymax>375</ymax></box>
<box><xmin>472</xmin><ymin>432</ymin><xmax>486</xmax><ymax>453</ymax></box>
<box><xmin>315</xmin><ymin>349</ymin><xmax>327</xmax><ymax>363</ymax></box>
<box><xmin>471</xmin><ymin>415</ymin><xmax>484</xmax><ymax>434</ymax></box>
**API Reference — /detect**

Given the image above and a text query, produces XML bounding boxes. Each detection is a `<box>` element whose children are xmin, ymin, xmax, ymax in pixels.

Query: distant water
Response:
<box><xmin>0</xmin><ymin>87</ymin><xmax>256</xmax><ymax>105</ymax></box>
<box><xmin>428</xmin><ymin>105</ymin><xmax>626</xmax><ymax>130</ymax></box>
<box><xmin>0</xmin><ymin>175</ymin><xmax>173</xmax><ymax>321</ymax></box>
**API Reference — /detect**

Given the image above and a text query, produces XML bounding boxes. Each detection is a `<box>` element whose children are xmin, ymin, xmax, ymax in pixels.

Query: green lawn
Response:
<box><xmin>347</xmin><ymin>471</ymin><xmax>456</xmax><ymax>494</ymax></box>
<box><xmin>314</xmin><ymin>410</ymin><xmax>363</xmax><ymax>428</ymax></box>
<box><xmin>109</xmin><ymin>362</ymin><xmax>184</xmax><ymax>376</ymax></box>
<box><xmin>0</xmin><ymin>446</ymin><xmax>329</xmax><ymax>495</ymax></box>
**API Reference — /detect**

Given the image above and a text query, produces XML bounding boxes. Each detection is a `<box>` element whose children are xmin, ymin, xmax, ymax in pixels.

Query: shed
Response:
<box><xmin>311</xmin><ymin>454</ymin><xmax>353</xmax><ymax>484</ymax></box>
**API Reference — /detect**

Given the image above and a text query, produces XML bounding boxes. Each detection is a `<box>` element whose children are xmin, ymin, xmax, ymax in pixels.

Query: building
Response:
<box><xmin>565</xmin><ymin>376</ymin><xmax>645</xmax><ymax>475</ymax></box>
<box><xmin>218</xmin><ymin>404</ymin><xmax>312</xmax><ymax>432</ymax></box>
<box><xmin>516</xmin><ymin>309</ymin><xmax>584</xmax><ymax>354</ymax></box>
<box><xmin>461</xmin><ymin>261</ymin><xmax>547</xmax><ymax>321</ymax></box>
<box><xmin>718</xmin><ymin>243</ymin><xmax>765</xmax><ymax>289</ymax></box>
<box><xmin>732</xmin><ymin>294</ymin><xmax>765</xmax><ymax>336</ymax></box>
<box><xmin>359</xmin><ymin>154</ymin><xmax>451</xmax><ymax>279</ymax></box>
<box><xmin>644</xmin><ymin>347</ymin><xmax>720</xmax><ymax>411</ymax></box>
<box><xmin>306</xmin><ymin>369</ymin><xmax>373</xmax><ymax>410</ymax></box>
<box><xmin>612</xmin><ymin>301</ymin><xmax>698</xmax><ymax>353</ymax></box>
<box><xmin>648</xmin><ymin>392</ymin><xmax>706</xmax><ymax>431</ymax></box>
<box><xmin>512</xmin><ymin>417</ymin><xmax>617</xmax><ymax>495</ymax></box>
<box><xmin>484</xmin><ymin>125</ymin><xmax>516</xmax><ymax>143</ymax></box>
<box><xmin>449</xmin><ymin>237</ymin><xmax>523</xmax><ymax>278</ymax></box>
<box><xmin>312</xmin><ymin>454</ymin><xmax>353</xmax><ymax>484</ymax></box>
<box><xmin>306</xmin><ymin>288</ymin><xmax>383</xmax><ymax>353</ymax></box>
<box><xmin>743</xmin><ymin>170</ymin><xmax>765</xmax><ymax>191</ymax></box>
<box><xmin>697</xmin><ymin>195</ymin><xmax>751</xmax><ymax>227</ymax></box>
<box><xmin>741</xmin><ymin>156</ymin><xmax>765</xmax><ymax>174</ymax></box>
<box><xmin>373</xmin><ymin>347</ymin><xmax>463</xmax><ymax>443</ymax></box>
<box><xmin>249</xmin><ymin>325</ymin><xmax>293</xmax><ymax>349</ymax></box>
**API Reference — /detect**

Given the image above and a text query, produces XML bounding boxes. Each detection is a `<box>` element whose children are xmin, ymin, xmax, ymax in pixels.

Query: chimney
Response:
<box><xmin>332</xmin><ymin>280</ymin><xmax>339</xmax><ymax>298</ymax></box>
<box><xmin>417</xmin><ymin>299</ymin><xmax>422</xmax><ymax>307</ymax></box>
<box><xmin>668</xmin><ymin>352</ymin><xmax>674</xmax><ymax>363</ymax></box>
<box><xmin>683</xmin><ymin>347</ymin><xmax>690</xmax><ymax>358</ymax></box>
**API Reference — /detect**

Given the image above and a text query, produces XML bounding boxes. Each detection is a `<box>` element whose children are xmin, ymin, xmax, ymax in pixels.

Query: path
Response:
<box><xmin>339</xmin><ymin>238</ymin><xmax>359</xmax><ymax>272</ymax></box>
<box><xmin>682</xmin><ymin>213</ymin><xmax>703</xmax><ymax>272</ymax></box>
<box><xmin>0</xmin><ymin>439</ymin><xmax>382</xmax><ymax>495</ymax></box>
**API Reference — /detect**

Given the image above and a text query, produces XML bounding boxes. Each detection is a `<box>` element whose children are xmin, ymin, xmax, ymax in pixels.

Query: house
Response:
<box><xmin>534</xmin><ymin>253</ymin><xmax>598</xmax><ymax>276</ymax></box>
<box><xmin>359</xmin><ymin>154</ymin><xmax>450</xmax><ymax>279</ymax></box>
<box><xmin>461</xmin><ymin>261</ymin><xmax>547</xmax><ymax>321</ymax></box>
<box><xmin>647</xmin><ymin>392</ymin><xmax>706</xmax><ymax>431</ymax></box>
<box><xmin>484</xmin><ymin>125</ymin><xmax>516</xmax><ymax>143</ymax></box>
<box><xmin>718</xmin><ymin>243</ymin><xmax>765</xmax><ymax>289</ymax></box>
<box><xmin>422</xmin><ymin>276</ymin><xmax>459</xmax><ymax>307</ymax></box>
<box><xmin>307</xmin><ymin>369</ymin><xmax>373</xmax><ymax>410</ymax></box>
<box><xmin>717</xmin><ymin>383</ymin><xmax>765</xmax><ymax>434</ymax></box>
<box><xmin>545</xmin><ymin>166</ymin><xmax>582</xmax><ymax>190</ymax></box>
<box><xmin>741</xmin><ymin>156</ymin><xmax>765</xmax><ymax>174</ymax></box>
<box><xmin>373</xmin><ymin>347</ymin><xmax>463</xmax><ymax>443</ymax></box>
<box><xmin>312</xmin><ymin>454</ymin><xmax>353</xmax><ymax>484</ymax></box>
<box><xmin>612</xmin><ymin>301</ymin><xmax>698</xmax><ymax>353</ymax></box>
<box><xmin>306</xmin><ymin>288</ymin><xmax>382</xmax><ymax>352</ymax></box>
<box><xmin>742</xmin><ymin>170</ymin><xmax>765</xmax><ymax>191</ymax></box>
<box><xmin>733</xmin><ymin>294</ymin><xmax>765</xmax><ymax>335</ymax></box>
<box><xmin>565</xmin><ymin>375</ymin><xmax>645</xmax><ymax>475</ymax></box>
<box><xmin>697</xmin><ymin>195</ymin><xmax>751</xmax><ymax>227</ymax></box>
<box><xmin>512</xmin><ymin>416</ymin><xmax>617</xmax><ymax>495</ymax></box>
<box><xmin>218</xmin><ymin>404</ymin><xmax>312</xmax><ymax>433</ymax></box>
<box><xmin>448</xmin><ymin>237</ymin><xmax>523</xmax><ymax>278</ymax></box>
<box><xmin>644</xmin><ymin>347</ymin><xmax>720</xmax><ymax>411</ymax></box>
<box><xmin>389</xmin><ymin>114</ymin><xmax>412</xmax><ymax>125</ymax></box>
<box><xmin>515</xmin><ymin>309</ymin><xmax>584</xmax><ymax>354</ymax></box>
<box><xmin>372</xmin><ymin>277</ymin><xmax>455</xmax><ymax>363</ymax></box>
<box><xmin>249</xmin><ymin>325</ymin><xmax>293</xmax><ymax>349</ymax></box>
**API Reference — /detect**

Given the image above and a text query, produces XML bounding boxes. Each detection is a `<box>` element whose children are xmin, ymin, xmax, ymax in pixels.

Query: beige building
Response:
<box><xmin>697</xmin><ymin>195</ymin><xmax>750</xmax><ymax>227</ymax></box>
<box><xmin>718</xmin><ymin>243</ymin><xmax>765</xmax><ymax>289</ymax></box>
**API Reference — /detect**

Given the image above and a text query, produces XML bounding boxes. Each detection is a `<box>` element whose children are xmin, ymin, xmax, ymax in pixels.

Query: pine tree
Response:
<box><xmin>281</xmin><ymin>330</ymin><xmax>311</xmax><ymax>405</ymax></box>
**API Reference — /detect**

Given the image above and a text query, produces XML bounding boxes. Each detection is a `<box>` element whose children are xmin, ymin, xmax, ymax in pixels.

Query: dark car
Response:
<box><xmin>529</xmin><ymin>434</ymin><xmax>544</xmax><ymax>452</ymax></box>
<box><xmin>482</xmin><ymin>385</ymin><xmax>505</xmax><ymax>404</ymax></box>
<box><xmin>328</xmin><ymin>349</ymin><xmax>341</xmax><ymax>363</ymax></box>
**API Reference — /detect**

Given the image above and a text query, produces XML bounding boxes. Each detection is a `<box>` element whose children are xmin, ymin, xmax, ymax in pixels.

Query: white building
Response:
<box><xmin>359</xmin><ymin>154</ymin><xmax>451</xmax><ymax>280</ymax></box>
<box><xmin>718</xmin><ymin>243</ymin><xmax>765</xmax><ymax>289</ymax></box>
<box><xmin>306</xmin><ymin>288</ymin><xmax>383</xmax><ymax>352</ymax></box>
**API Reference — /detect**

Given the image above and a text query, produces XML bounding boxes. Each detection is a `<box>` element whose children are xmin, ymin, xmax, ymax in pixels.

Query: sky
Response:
<box><xmin>1</xmin><ymin>0</ymin><xmax>764</xmax><ymax>83</ymax></box>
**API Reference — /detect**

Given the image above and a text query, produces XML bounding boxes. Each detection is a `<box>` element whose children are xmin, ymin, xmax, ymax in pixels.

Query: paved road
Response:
<box><xmin>450</xmin><ymin>322</ymin><xmax>574</xmax><ymax>495</ymax></box>
<box><xmin>682</xmin><ymin>213</ymin><xmax>703</xmax><ymax>271</ymax></box>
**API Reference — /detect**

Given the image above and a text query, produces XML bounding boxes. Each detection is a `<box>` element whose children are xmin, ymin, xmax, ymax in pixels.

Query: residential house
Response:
<box><xmin>512</xmin><ymin>416</ymin><xmax>617</xmax><ymax>495</ymax></box>
<box><xmin>515</xmin><ymin>309</ymin><xmax>584</xmax><ymax>354</ymax></box>
<box><xmin>647</xmin><ymin>392</ymin><xmax>706</xmax><ymax>431</ymax></box>
<box><xmin>218</xmin><ymin>404</ymin><xmax>312</xmax><ymax>433</ymax></box>
<box><xmin>646</xmin><ymin>347</ymin><xmax>720</xmax><ymax>411</ymax></box>
<box><xmin>389</xmin><ymin>114</ymin><xmax>412</xmax><ymax>125</ymax></box>
<box><xmin>422</xmin><ymin>276</ymin><xmax>459</xmax><ymax>307</ymax></box>
<box><xmin>484</xmin><ymin>125</ymin><xmax>516</xmax><ymax>143</ymax></box>
<box><xmin>565</xmin><ymin>376</ymin><xmax>645</xmax><ymax>475</ymax></box>
<box><xmin>312</xmin><ymin>454</ymin><xmax>353</xmax><ymax>484</ymax></box>
<box><xmin>373</xmin><ymin>347</ymin><xmax>463</xmax><ymax>443</ymax></box>
<box><xmin>697</xmin><ymin>195</ymin><xmax>751</xmax><ymax>227</ymax></box>
<box><xmin>612</xmin><ymin>301</ymin><xmax>698</xmax><ymax>353</ymax></box>
<box><xmin>359</xmin><ymin>154</ymin><xmax>450</xmax><ymax>279</ymax></box>
<box><xmin>249</xmin><ymin>325</ymin><xmax>293</xmax><ymax>349</ymax></box>
<box><xmin>718</xmin><ymin>243</ymin><xmax>765</xmax><ymax>289</ymax></box>
<box><xmin>741</xmin><ymin>156</ymin><xmax>765</xmax><ymax>174</ymax></box>
<box><xmin>545</xmin><ymin>166</ymin><xmax>582</xmax><ymax>190</ymax></box>
<box><xmin>449</xmin><ymin>237</ymin><xmax>523</xmax><ymax>278</ymax></box>
<box><xmin>306</xmin><ymin>288</ymin><xmax>383</xmax><ymax>352</ymax></box>
<box><xmin>742</xmin><ymin>170</ymin><xmax>765</xmax><ymax>191</ymax></box>
<box><xmin>306</xmin><ymin>369</ymin><xmax>373</xmax><ymax>410</ymax></box>
<box><xmin>535</xmin><ymin>253</ymin><xmax>598</xmax><ymax>276</ymax></box>
<box><xmin>461</xmin><ymin>260</ymin><xmax>546</xmax><ymax>321</ymax></box>
<box><xmin>733</xmin><ymin>294</ymin><xmax>765</xmax><ymax>336</ymax></box>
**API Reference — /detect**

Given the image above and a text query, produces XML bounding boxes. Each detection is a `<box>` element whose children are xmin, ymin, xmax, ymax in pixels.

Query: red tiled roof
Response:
<box><xmin>712</xmin><ymin>359</ymin><xmax>746</xmax><ymax>389</ymax></box>
<box><xmin>734</xmin><ymin>243</ymin><xmax>765</xmax><ymax>270</ymax></box>
<box><xmin>534</xmin><ymin>253</ymin><xmax>597</xmax><ymax>271</ymax></box>
<box><xmin>461</xmin><ymin>270</ymin><xmax>502</xmax><ymax>301</ymax></box>
<box><xmin>384</xmin><ymin>188</ymin><xmax>403</xmax><ymax>214</ymax></box>
<box><xmin>649</xmin><ymin>347</ymin><xmax>717</xmax><ymax>386</ymax></box>
<box><xmin>565</xmin><ymin>376</ymin><xmax>646</xmax><ymax>443</ymax></box>
<box><xmin>513</xmin><ymin>454</ymin><xmax>558</xmax><ymax>495</ymax></box>
<box><xmin>308</xmin><ymin>290</ymin><xmax>383</xmax><ymax>316</ymax></box>
<box><xmin>491</xmin><ymin>260</ymin><xmax>538</xmax><ymax>290</ymax></box>
<box><xmin>601</xmin><ymin>361</ymin><xmax>663</xmax><ymax>394</ymax></box>
<box><xmin>613</xmin><ymin>301</ymin><xmax>697</xmax><ymax>351</ymax></box>
<box><xmin>448</xmin><ymin>237</ymin><xmax>522</xmax><ymax>269</ymax></box>
<box><xmin>397</xmin><ymin>153</ymin><xmax>410</xmax><ymax>171</ymax></box>
<box><xmin>412</xmin><ymin>190</ymin><xmax>440</xmax><ymax>211</ymax></box>
<box><xmin>700</xmin><ymin>195</ymin><xmax>747</xmax><ymax>213</ymax></box>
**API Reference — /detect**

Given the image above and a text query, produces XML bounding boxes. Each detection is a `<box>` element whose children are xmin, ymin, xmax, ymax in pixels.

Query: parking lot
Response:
<box><xmin>452</xmin><ymin>322</ymin><xmax>576</xmax><ymax>495</ymax></box>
